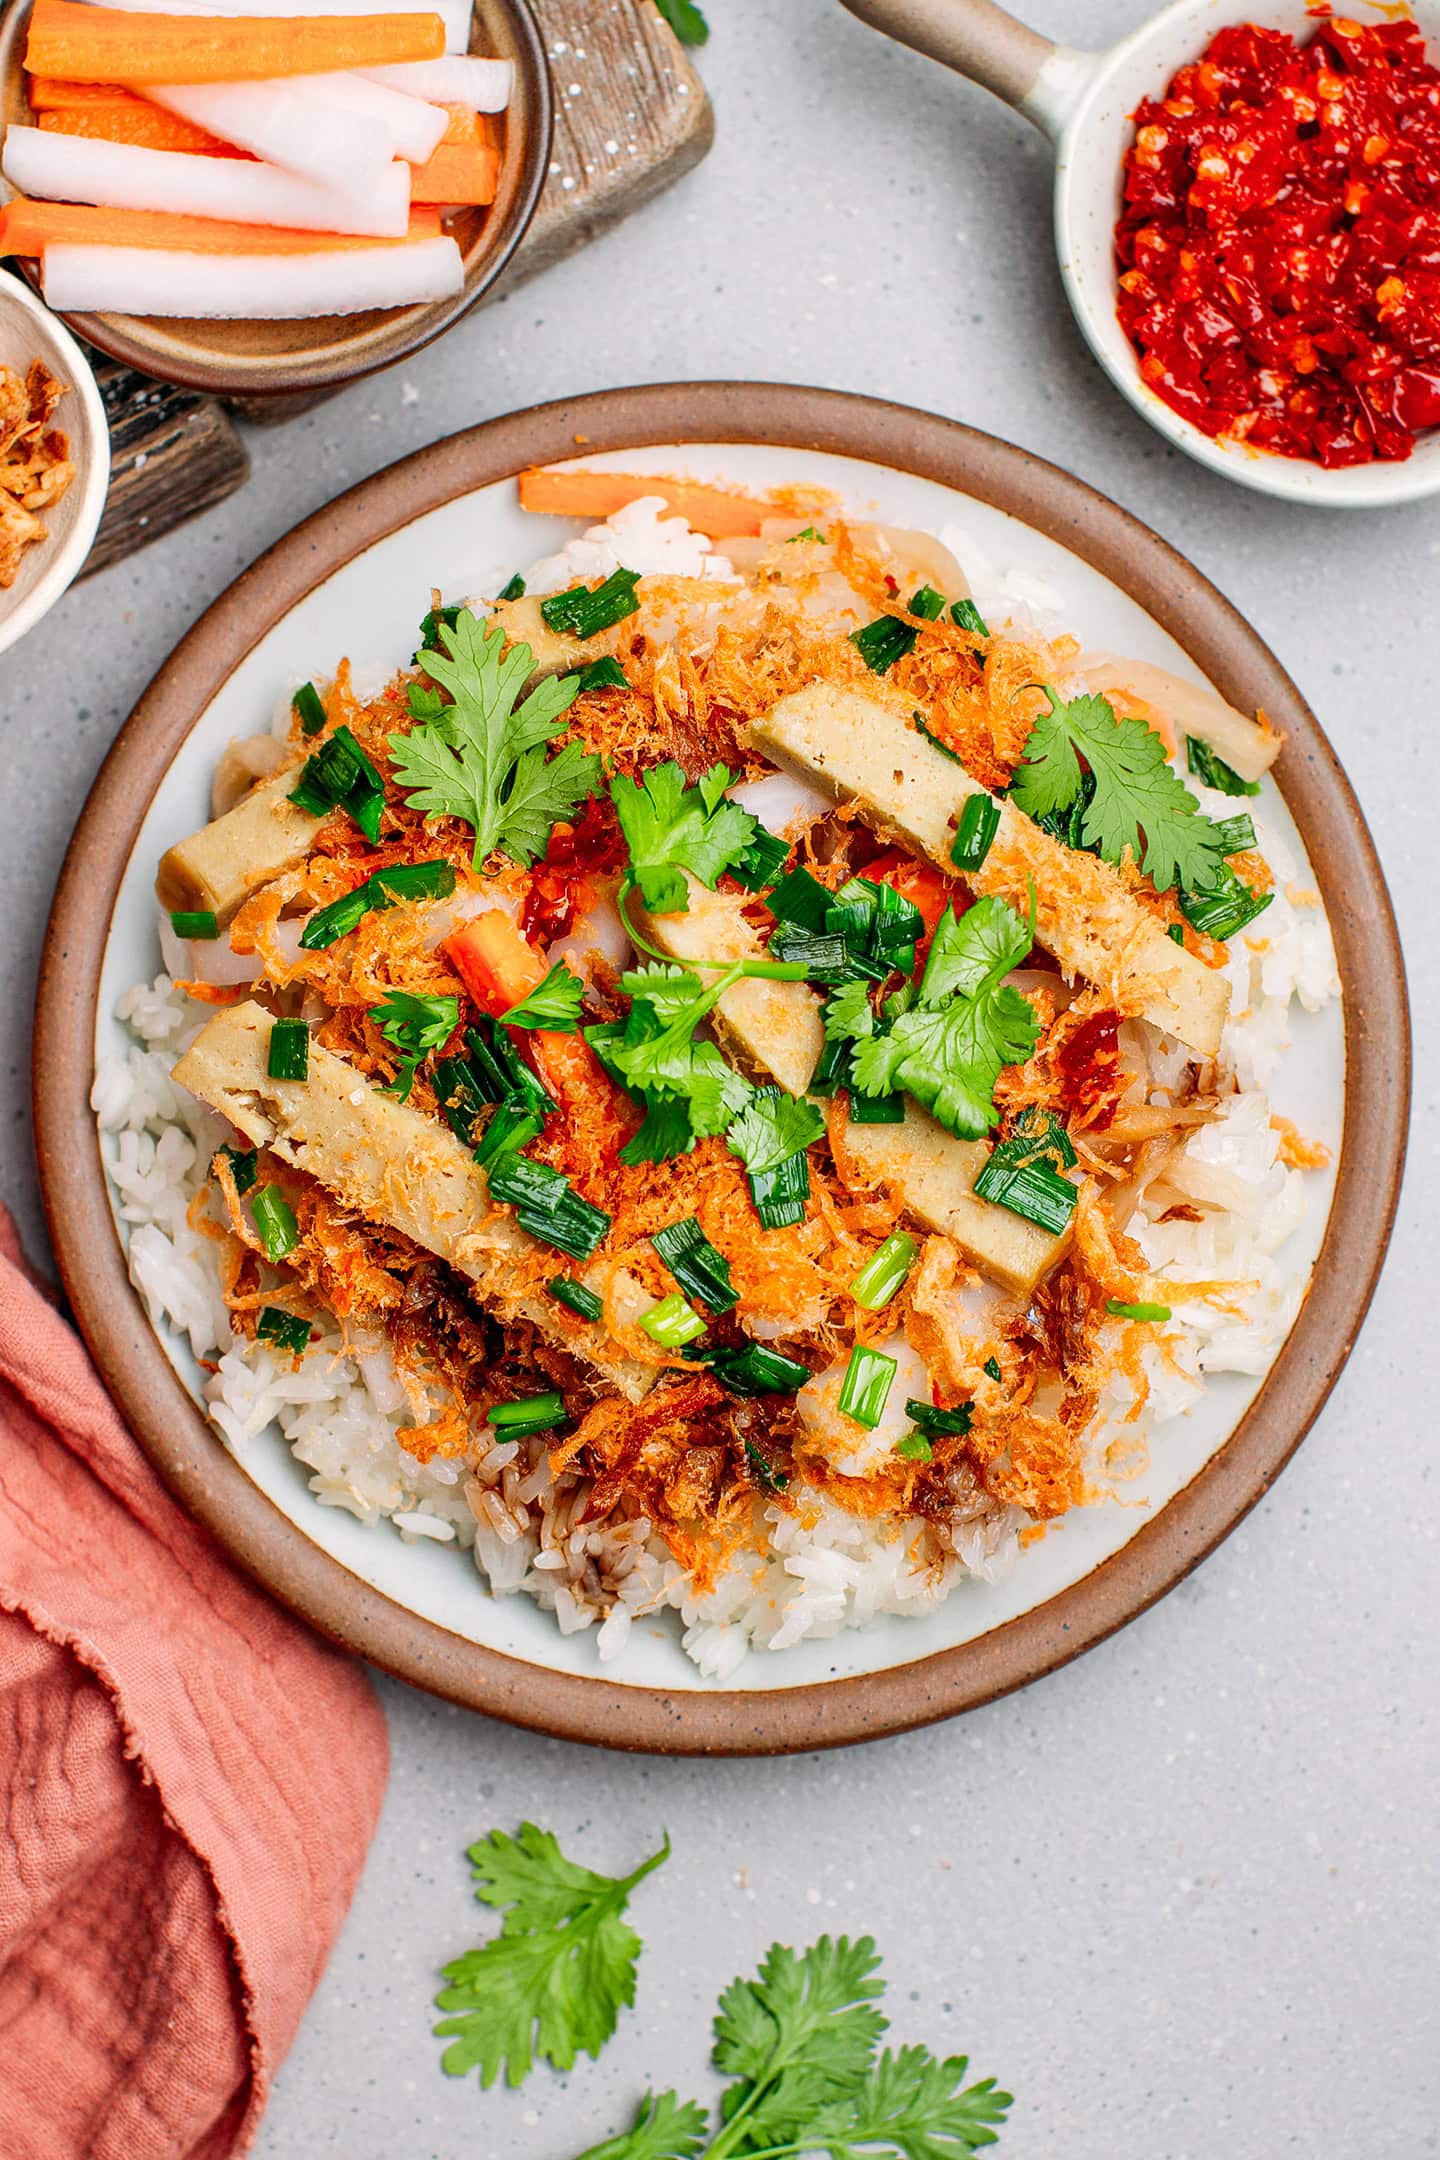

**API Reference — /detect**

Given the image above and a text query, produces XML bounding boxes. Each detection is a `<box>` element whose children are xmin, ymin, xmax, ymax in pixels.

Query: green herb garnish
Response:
<box><xmin>951</xmin><ymin>597</ymin><xmax>990</xmax><ymax>639</ymax></box>
<box><xmin>686</xmin><ymin>1341</ymin><xmax>812</xmax><ymax>1396</ymax></box>
<box><xmin>638</xmin><ymin>1291</ymin><xmax>708</xmax><ymax>1350</ymax></box>
<box><xmin>541</xmin><ymin>568</ymin><xmax>642</xmax><ymax>640</ymax></box>
<box><xmin>502</xmin><ymin>962</ymin><xmax>586</xmax><ymax>1033</ymax></box>
<box><xmin>489</xmin><ymin>1391</ymin><xmax>568</xmax><ymax>1435</ymax></box>
<box><xmin>1187</xmin><ymin>735</ymin><xmax>1261</xmax><ymax>798</ymax></box>
<box><xmin>568</xmin><ymin>655</ymin><xmax>630</xmax><ymax>694</ymax></box>
<box><xmin>731</xmin><ymin>826</ymin><xmax>791</xmax><ymax>894</ymax></box>
<box><xmin>837</xmin><ymin>1343</ymin><xmax>897</xmax><ymax>1429</ymax></box>
<box><xmin>1107</xmin><ymin>1298</ymin><xmax>1172</xmax><ymax>1323</ymax></box>
<box><xmin>726</xmin><ymin>1086</ymin><xmax>825</xmax><ymax>1229</ymax></box>
<box><xmin>548</xmin><ymin>1275</ymin><xmax>604</xmax><ymax>1323</ymax></box>
<box><xmin>497</xmin><ymin>572</ymin><xmax>526</xmax><ymax>601</ymax></box>
<box><xmin>288</xmin><ymin>723</ymin><xmax>386</xmax><ymax>842</ymax></box>
<box><xmin>972</xmin><ymin>1149</ymin><xmax>1076</xmax><ymax>1234</ymax></box>
<box><xmin>652</xmin><ymin>1216</ymin><xmax>737</xmax><ymax>1313</ymax></box>
<box><xmin>654</xmin><ymin>0</ymin><xmax>708</xmax><ymax>42</ymax></box>
<box><xmin>266</xmin><ymin>1017</ymin><xmax>309</xmax><ymax>1082</ymax></box>
<box><xmin>905</xmin><ymin>1397</ymin><xmax>975</xmax><ymax>1438</ymax></box>
<box><xmin>170</xmin><ymin>908</ymin><xmax>218</xmax><ymax>940</ymax></box>
<box><xmin>292</xmin><ymin>681</ymin><xmax>328</xmax><ymax>736</ymax></box>
<box><xmin>611</xmin><ymin>760</ymin><xmax>758</xmax><ymax>914</ymax></box>
<box><xmin>895</xmin><ymin>1433</ymin><xmax>933</xmax><ymax>1462</ymax></box>
<box><xmin>369</xmin><ymin>990</ymin><xmax>460</xmax><ymax>1100</ymax></box>
<box><xmin>251</xmin><ymin>1184</ymin><xmax>298</xmax><ymax>1263</ymax></box>
<box><xmin>486</xmin><ymin>1151</ymin><xmax>610</xmax><ymax>1261</ymax></box>
<box><xmin>299</xmin><ymin>859</ymin><xmax>456</xmax><ymax>951</ymax></box>
<box><xmin>1178</xmin><ymin>864</ymin><xmax>1273</xmax><ymax>943</ymax></box>
<box><xmin>849</xmin><ymin>1232</ymin><xmax>917</xmax><ymax>1310</ymax></box>
<box><xmin>950</xmin><ymin>792</ymin><xmax>1000</xmax><ymax>874</ymax></box>
<box><xmin>216</xmin><ymin>1143</ymin><xmax>257</xmax><ymax>1194</ymax></box>
<box><xmin>256</xmin><ymin>1306</ymin><xmax>311</xmax><ymax>1355</ymax></box>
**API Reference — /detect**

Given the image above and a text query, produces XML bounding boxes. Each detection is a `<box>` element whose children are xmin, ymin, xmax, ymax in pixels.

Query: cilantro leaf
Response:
<box><xmin>725</xmin><ymin>1090</ymin><xmax>826</xmax><ymax>1176</ymax></box>
<box><xmin>619</xmin><ymin>962</ymin><xmax>708</xmax><ymax>1019</ymax></box>
<box><xmin>388</xmin><ymin>609</ymin><xmax>600</xmax><ymax>867</ymax></box>
<box><xmin>573</xmin><ymin>2091</ymin><xmax>710</xmax><ymax>2160</ymax></box>
<box><xmin>503</xmin><ymin>961</ymin><xmax>585</xmax><ymax>1033</ymax></box>
<box><xmin>654</xmin><ymin>0</ymin><xmax>708</xmax><ymax>43</ymax></box>
<box><xmin>591</xmin><ymin>966</ymin><xmax>754</xmax><ymax>1142</ymax></box>
<box><xmin>824</xmin><ymin>980</ymin><xmax>877</xmax><ymax>1045</ymax></box>
<box><xmin>806</xmin><ymin>2042</ymin><xmax>1014</xmax><ymax>2156</ymax></box>
<box><xmin>611</xmin><ymin>762</ymin><xmax>758</xmax><ymax>913</ymax></box>
<box><xmin>369</xmin><ymin>990</ymin><xmax>460</xmax><ymax>1099</ymax></box>
<box><xmin>1010</xmin><ymin>685</ymin><xmax>1225</xmax><ymax>893</ymax></box>
<box><xmin>849</xmin><ymin>899</ymin><xmax>1041</xmax><ymax>1140</ymax></box>
<box><xmin>434</xmin><ymin>1824</ymin><xmax>668</xmax><ymax>2087</ymax></box>
<box><xmin>619</xmin><ymin>1093</ymin><xmax>698</xmax><ymax>1166</ymax></box>
<box><xmin>713</xmin><ymin>1935</ymin><xmax>889</xmax><ymax>2132</ymax></box>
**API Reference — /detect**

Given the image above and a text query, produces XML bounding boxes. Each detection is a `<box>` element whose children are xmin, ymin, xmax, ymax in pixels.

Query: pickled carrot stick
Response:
<box><xmin>2</xmin><ymin>125</ymin><xmax>412</xmax><ymax>236</ymax></box>
<box><xmin>24</xmin><ymin>0</ymin><xmax>445</xmax><ymax>84</ymax></box>
<box><xmin>36</xmin><ymin>101</ymin><xmax>242</xmax><ymax>152</ymax></box>
<box><xmin>517</xmin><ymin>467</ymin><xmax>772</xmax><ymax>541</ymax></box>
<box><xmin>440</xmin><ymin>103</ymin><xmax>481</xmax><ymax>144</ymax></box>
<box><xmin>27</xmin><ymin>73</ymin><xmax>135</xmax><ymax>106</ymax></box>
<box><xmin>70</xmin><ymin>0</ymin><xmax>472</xmax><ymax>51</ymax></box>
<box><xmin>409</xmin><ymin>139</ymin><xmax>497</xmax><ymax>205</ymax></box>
<box><xmin>39</xmin><ymin>232</ymin><xmax>463</xmax><ymax>313</ymax></box>
<box><xmin>0</xmin><ymin>196</ymin><xmax>439</xmax><ymax>253</ymax></box>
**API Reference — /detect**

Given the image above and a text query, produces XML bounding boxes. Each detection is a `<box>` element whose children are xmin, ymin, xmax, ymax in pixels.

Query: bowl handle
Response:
<box><xmin>835</xmin><ymin>0</ymin><xmax>1097</xmax><ymax>140</ymax></box>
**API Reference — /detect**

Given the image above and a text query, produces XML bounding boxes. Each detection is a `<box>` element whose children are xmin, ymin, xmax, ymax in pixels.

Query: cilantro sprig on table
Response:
<box><xmin>388</xmin><ymin>610</ymin><xmax>601</xmax><ymax>867</ymax></box>
<box><xmin>434</xmin><ymin>1823</ymin><xmax>670</xmax><ymax>2087</ymax></box>
<box><xmin>843</xmin><ymin>895</ymin><xmax>1042</xmax><ymax>1141</ymax></box>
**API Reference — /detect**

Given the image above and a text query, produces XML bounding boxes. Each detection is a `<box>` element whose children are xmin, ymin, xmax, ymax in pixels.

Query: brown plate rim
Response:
<box><xmin>33</xmin><ymin>381</ymin><xmax>1411</xmax><ymax>1755</ymax></box>
<box><xmin>0</xmin><ymin>0</ymin><xmax>553</xmax><ymax>398</ymax></box>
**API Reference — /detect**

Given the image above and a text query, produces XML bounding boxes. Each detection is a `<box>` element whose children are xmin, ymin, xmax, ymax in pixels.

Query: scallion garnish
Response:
<box><xmin>652</xmin><ymin>1216</ymin><xmax>737</xmax><ymax>1313</ymax></box>
<box><xmin>1177</xmin><ymin>866</ymin><xmax>1273</xmax><ymax>943</ymax></box>
<box><xmin>764</xmin><ymin>864</ymin><xmax>835</xmax><ymax>932</ymax></box>
<box><xmin>548</xmin><ymin>1275</ymin><xmax>604</xmax><ymax>1323</ymax></box>
<box><xmin>417</xmin><ymin>601</ymin><xmax>462</xmax><ymax>657</ymax></box>
<box><xmin>266</xmin><ymin>1017</ymin><xmax>309</xmax><ymax>1082</ymax></box>
<box><xmin>972</xmin><ymin>1149</ymin><xmax>1077</xmax><ymax>1234</ymax></box>
<box><xmin>216</xmin><ymin>1144</ymin><xmax>257</xmax><ymax>1194</ymax></box>
<box><xmin>293</xmin><ymin>681</ymin><xmax>327</xmax><ymax>736</ymax></box>
<box><xmin>473</xmin><ymin>1096</ymin><xmax>546</xmax><ymax>1169</ymax></box>
<box><xmin>170</xmin><ymin>908</ymin><xmax>218</xmax><ymax>940</ymax></box>
<box><xmin>909</xmin><ymin>584</ymin><xmax>946</xmax><ymax>621</ymax></box>
<box><xmin>847</xmin><ymin>1088</ymin><xmax>905</xmax><ymax>1124</ymax></box>
<box><xmin>983</xmin><ymin>1355</ymin><xmax>1003</xmax><ymax>1383</ymax></box>
<box><xmin>895</xmin><ymin>1433</ymin><xmax>932</xmax><ymax>1462</ymax></box>
<box><xmin>950</xmin><ymin>598</ymin><xmax>990</xmax><ymax>640</ymax></box>
<box><xmin>807</xmin><ymin>1035</ymin><xmax>850</xmax><ymax>1098</ymax></box>
<box><xmin>747</xmin><ymin>1144</ymin><xmax>811</xmax><ymax>1231</ymax></box>
<box><xmin>486</xmin><ymin>1152</ymin><xmax>610</xmax><ymax>1262</ymax></box>
<box><xmin>568</xmin><ymin>655</ymin><xmax>629</xmax><ymax>694</ymax></box>
<box><xmin>687</xmin><ymin>1342</ymin><xmax>811</xmax><ymax>1396</ymax></box>
<box><xmin>1106</xmin><ymin>1298</ymin><xmax>1172</xmax><ymax>1323</ymax></box>
<box><xmin>768</xmin><ymin>924</ymin><xmax>875</xmax><ymax>985</ymax></box>
<box><xmin>1167</xmin><ymin>922</ymin><xmax>1186</xmax><ymax>945</ymax></box>
<box><xmin>787</xmin><ymin>526</ymin><xmax>826</xmax><ymax>543</ymax></box>
<box><xmin>744</xmin><ymin>1439</ymin><xmax>790</xmax><ymax>1491</ymax></box>
<box><xmin>850</xmin><ymin>614</ymin><xmax>918</xmax><ymax>675</ymax></box>
<box><xmin>850</xmin><ymin>1231</ymin><xmax>917</xmax><ymax>1310</ymax></box>
<box><xmin>911</xmin><ymin>710</ymin><xmax>966</xmax><ymax>764</ymax></box>
<box><xmin>256</xmin><ymin>1306</ymin><xmax>311</xmax><ymax>1355</ymax></box>
<box><xmin>836</xmin><ymin>1343</ymin><xmax>898</xmax><ymax>1429</ymax></box>
<box><xmin>1007</xmin><ymin>1106</ymin><xmax>1077</xmax><ymax>1170</ymax></box>
<box><xmin>638</xmin><ymin>1291</ymin><xmax>708</xmax><ymax>1349</ymax></box>
<box><xmin>251</xmin><ymin>1184</ymin><xmax>298</xmax><ymax>1262</ymax></box>
<box><xmin>950</xmin><ymin>792</ymin><xmax>1000</xmax><ymax>874</ymax></box>
<box><xmin>905</xmin><ymin>1397</ymin><xmax>974</xmax><ymax>1437</ymax></box>
<box><xmin>1187</xmin><ymin>736</ymin><xmax>1261</xmax><ymax>798</ymax></box>
<box><xmin>497</xmin><ymin>573</ymin><xmax>526</xmax><ymax>601</ymax></box>
<box><xmin>1213</xmin><ymin>812</ymin><xmax>1257</xmax><ymax>856</ymax></box>
<box><xmin>287</xmin><ymin>724</ymin><xmax>386</xmax><ymax>843</ymax></box>
<box><xmin>299</xmin><ymin>858</ymin><xmax>455</xmax><ymax>951</ymax></box>
<box><xmin>731</xmin><ymin>827</ymin><xmax>791</xmax><ymax>894</ymax></box>
<box><xmin>540</xmin><ymin>567</ymin><xmax>641</xmax><ymax>639</ymax></box>
<box><xmin>490</xmin><ymin>1390</ymin><xmax>567</xmax><ymax>1437</ymax></box>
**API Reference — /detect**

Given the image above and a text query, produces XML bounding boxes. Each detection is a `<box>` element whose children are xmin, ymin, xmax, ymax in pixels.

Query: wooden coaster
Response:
<box><xmin>82</xmin><ymin>0</ymin><xmax>711</xmax><ymax>578</ymax></box>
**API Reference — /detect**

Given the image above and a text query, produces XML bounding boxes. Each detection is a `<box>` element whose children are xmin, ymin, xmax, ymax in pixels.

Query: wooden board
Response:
<box><xmin>81</xmin><ymin>0</ymin><xmax>711</xmax><ymax>573</ymax></box>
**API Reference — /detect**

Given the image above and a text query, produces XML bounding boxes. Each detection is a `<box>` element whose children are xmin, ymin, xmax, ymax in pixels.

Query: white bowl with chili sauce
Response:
<box><xmin>0</xmin><ymin>268</ymin><xmax>109</xmax><ymax>655</ymax></box>
<box><xmin>838</xmin><ymin>0</ymin><xmax>1440</xmax><ymax>507</ymax></box>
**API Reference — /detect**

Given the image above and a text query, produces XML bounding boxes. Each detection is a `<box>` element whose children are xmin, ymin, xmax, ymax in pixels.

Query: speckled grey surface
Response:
<box><xmin>2</xmin><ymin>2</ymin><xmax>1435</xmax><ymax>2154</ymax></box>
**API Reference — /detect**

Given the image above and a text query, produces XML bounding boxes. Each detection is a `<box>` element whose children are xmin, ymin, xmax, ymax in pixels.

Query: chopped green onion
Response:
<box><xmin>748</xmin><ymin>1144</ymin><xmax>811</xmax><ymax>1230</ymax></box>
<box><xmin>895</xmin><ymin>1433</ymin><xmax>933</xmax><ymax>1462</ymax></box>
<box><xmin>490</xmin><ymin>1390</ymin><xmax>567</xmax><ymax>1436</ymax></box>
<box><xmin>787</xmin><ymin>526</ymin><xmax>826</xmax><ymax>543</ymax></box>
<box><xmin>908</xmin><ymin>584</ymin><xmax>946</xmax><ymax>621</ymax></box>
<box><xmin>1178</xmin><ymin>866</ymin><xmax>1273</xmax><ymax>943</ymax></box>
<box><xmin>950</xmin><ymin>792</ymin><xmax>1000</xmax><ymax>874</ymax></box>
<box><xmin>765</xmin><ymin>864</ymin><xmax>835</xmax><ymax>932</ymax></box>
<box><xmin>257</xmin><ymin>1306</ymin><xmax>311</xmax><ymax>1355</ymax></box>
<box><xmin>688</xmin><ymin>1342</ymin><xmax>811</xmax><ymax>1395</ymax></box>
<box><xmin>847</xmin><ymin>1087</ymin><xmax>905</xmax><ymax>1124</ymax></box>
<box><xmin>912</xmin><ymin>711</ymin><xmax>966</xmax><ymax>765</ymax></box>
<box><xmin>850</xmin><ymin>614</ymin><xmax>918</xmax><ymax>675</ymax></box>
<box><xmin>652</xmin><ymin>1216</ymin><xmax>737</xmax><ymax>1312</ymax></box>
<box><xmin>638</xmin><ymin>1291</ymin><xmax>708</xmax><ymax>1349</ymax></box>
<box><xmin>1106</xmin><ymin>1298</ymin><xmax>1172</xmax><ymax>1324</ymax></box>
<box><xmin>1167</xmin><ymin>922</ymin><xmax>1186</xmax><ymax>944</ymax></box>
<box><xmin>548</xmin><ymin>1275</ymin><xmax>604</xmax><ymax>1323</ymax></box>
<box><xmin>905</xmin><ymin>1397</ymin><xmax>974</xmax><ymax>1437</ymax></box>
<box><xmin>251</xmin><ymin>1185</ymin><xmax>298</xmax><ymax>1262</ymax></box>
<box><xmin>1006</xmin><ymin>1106</ymin><xmax>1077</xmax><ymax>1171</ymax></box>
<box><xmin>731</xmin><ymin>827</ymin><xmax>791</xmax><ymax>894</ymax></box>
<box><xmin>1187</xmin><ymin>736</ymin><xmax>1260</xmax><ymax>798</ymax></box>
<box><xmin>568</xmin><ymin>655</ymin><xmax>629</xmax><ymax>693</ymax></box>
<box><xmin>293</xmin><ymin>681</ymin><xmax>328</xmax><ymax>736</ymax></box>
<box><xmin>983</xmin><ymin>1355</ymin><xmax>1003</xmax><ymax>1383</ymax></box>
<box><xmin>266</xmin><ymin>1018</ymin><xmax>309</xmax><ymax>1082</ymax></box>
<box><xmin>417</xmin><ymin>602</ymin><xmax>461</xmax><ymax>657</ymax></box>
<box><xmin>768</xmin><ymin>923</ymin><xmax>878</xmax><ymax>985</ymax></box>
<box><xmin>744</xmin><ymin>1439</ymin><xmax>789</xmax><ymax>1491</ymax></box>
<box><xmin>972</xmin><ymin>1150</ymin><xmax>1077</xmax><ymax>1234</ymax></box>
<box><xmin>217</xmin><ymin>1144</ymin><xmax>257</xmax><ymax>1194</ymax></box>
<box><xmin>433</xmin><ymin>1056</ymin><xmax>487</xmax><ymax>1145</ymax></box>
<box><xmin>850</xmin><ymin>1231</ymin><xmax>917</xmax><ymax>1310</ymax></box>
<box><xmin>540</xmin><ymin>567</ymin><xmax>641</xmax><ymax>639</ymax></box>
<box><xmin>299</xmin><ymin>859</ymin><xmax>455</xmax><ymax>950</ymax></box>
<box><xmin>950</xmin><ymin>598</ymin><xmax>990</xmax><ymax>640</ymax></box>
<box><xmin>497</xmin><ymin>573</ymin><xmax>526</xmax><ymax>602</ymax></box>
<box><xmin>170</xmin><ymin>908</ymin><xmax>218</xmax><ymax>940</ymax></box>
<box><xmin>473</xmin><ymin>1096</ymin><xmax>545</xmax><ymax>1169</ymax></box>
<box><xmin>837</xmin><ymin>1343</ymin><xmax>897</xmax><ymax>1429</ymax></box>
<box><xmin>288</xmin><ymin>724</ymin><xmax>386</xmax><ymax>843</ymax></box>
<box><xmin>807</xmin><ymin>1034</ymin><xmax>850</xmax><ymax>1098</ymax></box>
<box><xmin>486</xmin><ymin>1152</ymin><xmax>610</xmax><ymax>1261</ymax></box>
<box><xmin>1213</xmin><ymin>812</ymin><xmax>1257</xmax><ymax>855</ymax></box>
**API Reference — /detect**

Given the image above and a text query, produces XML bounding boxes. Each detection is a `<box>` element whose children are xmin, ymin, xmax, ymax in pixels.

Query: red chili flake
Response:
<box><xmin>1055</xmin><ymin>1009</ymin><xmax>1122</xmax><ymax>1124</ymax></box>
<box><xmin>1115</xmin><ymin>18</ymin><xmax>1440</xmax><ymax>466</ymax></box>
<box><xmin>520</xmin><ymin>795</ymin><xmax>626</xmax><ymax>946</ymax></box>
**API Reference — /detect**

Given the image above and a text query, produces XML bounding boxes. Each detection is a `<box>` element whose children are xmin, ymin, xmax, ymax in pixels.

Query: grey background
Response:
<box><xmin>3</xmin><ymin>2</ymin><xmax>1435</xmax><ymax>2154</ymax></box>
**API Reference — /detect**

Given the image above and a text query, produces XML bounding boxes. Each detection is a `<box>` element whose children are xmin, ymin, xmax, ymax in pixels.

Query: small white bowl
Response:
<box><xmin>0</xmin><ymin>267</ymin><xmax>110</xmax><ymax>656</ymax></box>
<box><xmin>841</xmin><ymin>0</ymin><xmax>1440</xmax><ymax>508</ymax></box>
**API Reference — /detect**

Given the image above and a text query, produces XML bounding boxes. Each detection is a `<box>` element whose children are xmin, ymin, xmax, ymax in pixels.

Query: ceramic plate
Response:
<box><xmin>34</xmin><ymin>383</ymin><xmax>1409</xmax><ymax>1753</ymax></box>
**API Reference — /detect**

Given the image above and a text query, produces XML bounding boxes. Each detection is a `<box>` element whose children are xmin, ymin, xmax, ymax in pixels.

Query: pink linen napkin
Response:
<box><xmin>0</xmin><ymin>1209</ymin><xmax>390</xmax><ymax>2158</ymax></box>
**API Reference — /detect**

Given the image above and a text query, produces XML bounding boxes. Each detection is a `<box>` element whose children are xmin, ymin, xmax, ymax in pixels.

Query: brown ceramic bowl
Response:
<box><xmin>0</xmin><ymin>0</ymin><xmax>551</xmax><ymax>399</ymax></box>
<box><xmin>33</xmin><ymin>383</ymin><xmax>1410</xmax><ymax>1754</ymax></box>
